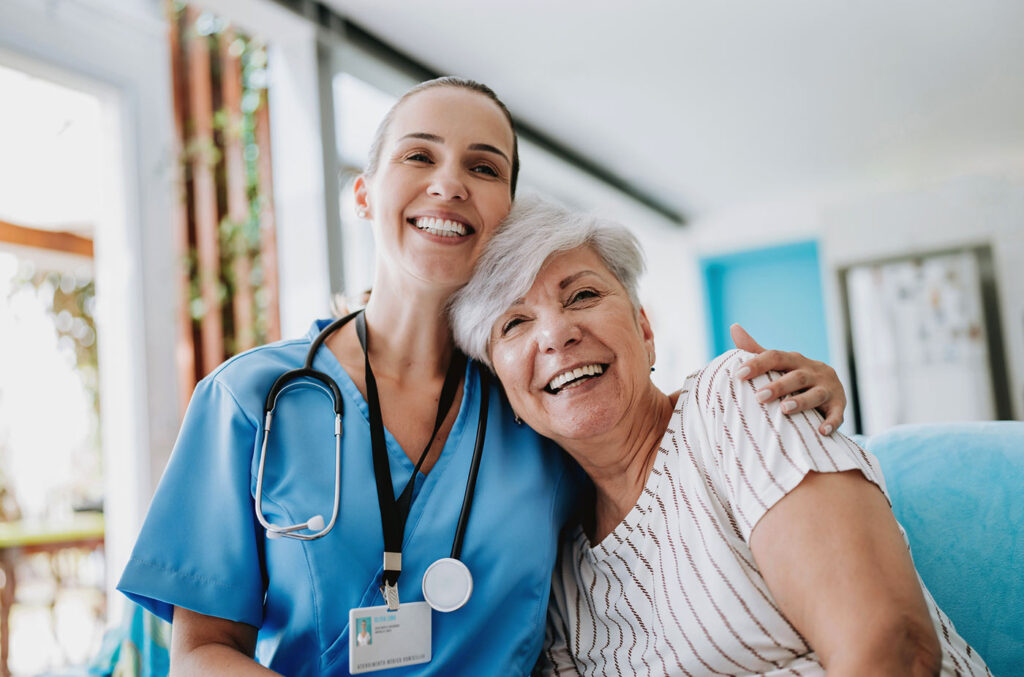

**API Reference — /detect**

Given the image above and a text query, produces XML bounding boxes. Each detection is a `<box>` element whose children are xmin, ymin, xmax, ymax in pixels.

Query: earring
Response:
<box><xmin>650</xmin><ymin>366</ymin><xmax>656</xmax><ymax>373</ymax></box>
<box><xmin>513</xmin><ymin>412</ymin><xmax>523</xmax><ymax>425</ymax></box>
<box><xmin>356</xmin><ymin>207</ymin><xmax>367</xmax><ymax>219</ymax></box>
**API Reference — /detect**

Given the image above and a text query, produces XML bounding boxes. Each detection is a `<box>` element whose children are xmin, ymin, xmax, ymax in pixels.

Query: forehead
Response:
<box><xmin>387</xmin><ymin>87</ymin><xmax>514</xmax><ymax>153</ymax></box>
<box><xmin>529</xmin><ymin>247</ymin><xmax>618</xmax><ymax>294</ymax></box>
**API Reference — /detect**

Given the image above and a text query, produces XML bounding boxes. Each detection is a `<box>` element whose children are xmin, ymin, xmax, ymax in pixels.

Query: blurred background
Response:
<box><xmin>0</xmin><ymin>0</ymin><xmax>1021</xmax><ymax>673</ymax></box>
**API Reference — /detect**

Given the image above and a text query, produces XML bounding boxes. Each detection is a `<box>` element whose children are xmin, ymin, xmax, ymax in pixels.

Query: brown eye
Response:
<box><xmin>568</xmin><ymin>289</ymin><xmax>599</xmax><ymax>304</ymax></box>
<box><xmin>471</xmin><ymin>164</ymin><xmax>498</xmax><ymax>177</ymax></box>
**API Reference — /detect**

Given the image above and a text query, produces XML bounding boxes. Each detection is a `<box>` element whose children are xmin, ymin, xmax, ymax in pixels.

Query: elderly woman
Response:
<box><xmin>450</xmin><ymin>197</ymin><xmax>990</xmax><ymax>676</ymax></box>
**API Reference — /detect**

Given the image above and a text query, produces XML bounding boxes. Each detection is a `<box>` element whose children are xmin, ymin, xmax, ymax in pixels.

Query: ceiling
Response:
<box><xmin>322</xmin><ymin>0</ymin><xmax>1024</xmax><ymax>221</ymax></box>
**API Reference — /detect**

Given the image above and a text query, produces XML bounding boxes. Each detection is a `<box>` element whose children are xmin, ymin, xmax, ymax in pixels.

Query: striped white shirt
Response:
<box><xmin>537</xmin><ymin>350</ymin><xmax>990</xmax><ymax>676</ymax></box>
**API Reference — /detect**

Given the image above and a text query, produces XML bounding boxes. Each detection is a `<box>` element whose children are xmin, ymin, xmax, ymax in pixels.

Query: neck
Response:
<box><xmin>560</xmin><ymin>385</ymin><xmax>677</xmax><ymax>540</ymax></box>
<box><xmin>359</xmin><ymin>273</ymin><xmax>456</xmax><ymax>381</ymax></box>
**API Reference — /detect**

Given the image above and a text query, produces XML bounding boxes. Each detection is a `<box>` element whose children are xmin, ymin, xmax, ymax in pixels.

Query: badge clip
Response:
<box><xmin>381</xmin><ymin>551</ymin><xmax>401</xmax><ymax>611</ymax></box>
<box><xmin>380</xmin><ymin>581</ymin><xmax>400</xmax><ymax>611</ymax></box>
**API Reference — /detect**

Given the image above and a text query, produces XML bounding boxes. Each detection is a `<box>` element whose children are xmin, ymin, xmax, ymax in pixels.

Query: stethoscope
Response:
<box><xmin>254</xmin><ymin>309</ymin><xmax>489</xmax><ymax>613</ymax></box>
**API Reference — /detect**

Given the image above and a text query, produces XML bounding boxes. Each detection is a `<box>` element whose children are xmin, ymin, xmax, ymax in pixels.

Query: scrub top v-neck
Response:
<box><xmin>311</xmin><ymin>318</ymin><xmax>467</xmax><ymax>535</ymax></box>
<box><xmin>118</xmin><ymin>319</ymin><xmax>580</xmax><ymax>676</ymax></box>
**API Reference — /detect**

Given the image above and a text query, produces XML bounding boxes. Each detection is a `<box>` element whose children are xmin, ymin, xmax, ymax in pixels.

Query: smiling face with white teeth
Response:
<box><xmin>354</xmin><ymin>86</ymin><xmax>515</xmax><ymax>293</ymax></box>
<box><xmin>489</xmin><ymin>246</ymin><xmax>660</xmax><ymax>446</ymax></box>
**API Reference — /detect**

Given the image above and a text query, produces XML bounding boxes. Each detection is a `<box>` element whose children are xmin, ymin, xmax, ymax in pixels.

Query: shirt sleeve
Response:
<box><xmin>697</xmin><ymin>349</ymin><xmax>887</xmax><ymax>542</ymax></box>
<box><xmin>117</xmin><ymin>375</ymin><xmax>267</xmax><ymax>627</ymax></box>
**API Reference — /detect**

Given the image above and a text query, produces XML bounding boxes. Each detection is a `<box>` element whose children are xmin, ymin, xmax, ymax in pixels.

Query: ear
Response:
<box><xmin>353</xmin><ymin>174</ymin><xmax>372</xmax><ymax>219</ymax></box>
<box><xmin>637</xmin><ymin>306</ymin><xmax>656</xmax><ymax>367</ymax></box>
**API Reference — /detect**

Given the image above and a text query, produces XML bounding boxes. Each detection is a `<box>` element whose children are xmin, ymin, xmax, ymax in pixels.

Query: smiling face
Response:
<box><xmin>355</xmin><ymin>86</ymin><xmax>515</xmax><ymax>293</ymax></box>
<box><xmin>489</xmin><ymin>246</ymin><xmax>657</xmax><ymax>445</ymax></box>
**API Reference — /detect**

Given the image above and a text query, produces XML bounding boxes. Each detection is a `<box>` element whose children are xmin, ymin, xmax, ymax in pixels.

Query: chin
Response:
<box><xmin>410</xmin><ymin>261</ymin><xmax>472</xmax><ymax>289</ymax></box>
<box><xmin>542</xmin><ymin>403</ymin><xmax>620</xmax><ymax>443</ymax></box>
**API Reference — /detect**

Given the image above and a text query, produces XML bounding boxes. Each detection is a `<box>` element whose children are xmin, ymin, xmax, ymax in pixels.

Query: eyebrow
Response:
<box><xmin>397</xmin><ymin>133</ymin><xmax>510</xmax><ymax>163</ymax></box>
<box><xmin>558</xmin><ymin>270</ymin><xmax>599</xmax><ymax>290</ymax></box>
<box><xmin>399</xmin><ymin>132</ymin><xmax>443</xmax><ymax>144</ymax></box>
<box><xmin>501</xmin><ymin>270</ymin><xmax>601</xmax><ymax>317</ymax></box>
<box><xmin>469</xmin><ymin>143</ymin><xmax>510</xmax><ymax>163</ymax></box>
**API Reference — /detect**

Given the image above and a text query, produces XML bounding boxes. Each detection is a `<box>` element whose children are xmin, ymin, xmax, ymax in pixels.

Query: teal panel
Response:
<box><xmin>701</xmin><ymin>241</ymin><xmax>829</xmax><ymax>362</ymax></box>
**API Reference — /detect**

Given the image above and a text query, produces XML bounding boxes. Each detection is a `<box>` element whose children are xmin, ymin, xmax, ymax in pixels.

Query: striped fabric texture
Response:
<box><xmin>537</xmin><ymin>350</ymin><xmax>990</xmax><ymax>677</ymax></box>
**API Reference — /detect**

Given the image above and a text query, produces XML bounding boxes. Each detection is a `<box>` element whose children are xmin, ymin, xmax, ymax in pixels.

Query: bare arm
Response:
<box><xmin>749</xmin><ymin>470</ymin><xmax>941</xmax><ymax>676</ymax></box>
<box><xmin>731</xmin><ymin>323</ymin><xmax>846</xmax><ymax>435</ymax></box>
<box><xmin>171</xmin><ymin>606</ymin><xmax>279</xmax><ymax>676</ymax></box>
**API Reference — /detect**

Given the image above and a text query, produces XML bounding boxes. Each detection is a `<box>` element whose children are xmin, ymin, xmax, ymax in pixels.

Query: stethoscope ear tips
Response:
<box><xmin>307</xmin><ymin>514</ymin><xmax>325</xmax><ymax>531</ymax></box>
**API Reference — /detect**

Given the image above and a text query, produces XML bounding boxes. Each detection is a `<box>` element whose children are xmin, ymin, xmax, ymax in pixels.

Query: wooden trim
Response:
<box><xmin>186</xmin><ymin>6</ymin><xmax>225</xmax><ymax>376</ymax></box>
<box><xmin>0</xmin><ymin>219</ymin><xmax>93</xmax><ymax>258</ymax></box>
<box><xmin>255</xmin><ymin>88</ymin><xmax>281</xmax><ymax>342</ymax></box>
<box><xmin>220</xmin><ymin>28</ymin><xmax>256</xmax><ymax>353</ymax></box>
<box><xmin>168</xmin><ymin>5</ymin><xmax>198</xmax><ymax>413</ymax></box>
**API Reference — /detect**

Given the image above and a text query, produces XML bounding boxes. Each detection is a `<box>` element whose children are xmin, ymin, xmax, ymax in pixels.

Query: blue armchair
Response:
<box><xmin>860</xmin><ymin>421</ymin><xmax>1024</xmax><ymax>677</ymax></box>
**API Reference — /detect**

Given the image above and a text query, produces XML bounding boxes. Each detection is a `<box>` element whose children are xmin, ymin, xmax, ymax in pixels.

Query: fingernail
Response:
<box><xmin>782</xmin><ymin>400</ymin><xmax>797</xmax><ymax>413</ymax></box>
<box><xmin>756</xmin><ymin>389</ymin><xmax>772</xmax><ymax>402</ymax></box>
<box><xmin>735</xmin><ymin>366</ymin><xmax>751</xmax><ymax>379</ymax></box>
<box><xmin>822</xmin><ymin>424</ymin><xmax>833</xmax><ymax>436</ymax></box>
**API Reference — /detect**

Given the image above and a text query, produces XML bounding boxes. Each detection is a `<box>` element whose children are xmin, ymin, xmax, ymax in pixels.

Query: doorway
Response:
<box><xmin>0</xmin><ymin>61</ymin><xmax>109</xmax><ymax>676</ymax></box>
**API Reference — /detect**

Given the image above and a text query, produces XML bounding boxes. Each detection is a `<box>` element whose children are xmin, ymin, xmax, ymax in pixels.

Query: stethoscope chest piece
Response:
<box><xmin>422</xmin><ymin>557</ymin><xmax>473</xmax><ymax>613</ymax></box>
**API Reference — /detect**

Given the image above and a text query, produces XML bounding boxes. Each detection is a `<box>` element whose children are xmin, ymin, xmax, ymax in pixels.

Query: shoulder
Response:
<box><xmin>197</xmin><ymin>335</ymin><xmax>312</xmax><ymax>412</ymax></box>
<box><xmin>209</xmin><ymin>336</ymin><xmax>311</xmax><ymax>386</ymax></box>
<box><xmin>682</xmin><ymin>349</ymin><xmax>756</xmax><ymax>414</ymax></box>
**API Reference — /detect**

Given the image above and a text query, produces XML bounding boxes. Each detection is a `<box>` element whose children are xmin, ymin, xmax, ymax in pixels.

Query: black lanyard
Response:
<box><xmin>355</xmin><ymin>311</ymin><xmax>467</xmax><ymax>595</ymax></box>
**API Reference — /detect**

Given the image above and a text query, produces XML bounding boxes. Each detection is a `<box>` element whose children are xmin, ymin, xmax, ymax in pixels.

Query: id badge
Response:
<box><xmin>349</xmin><ymin>601</ymin><xmax>432</xmax><ymax>674</ymax></box>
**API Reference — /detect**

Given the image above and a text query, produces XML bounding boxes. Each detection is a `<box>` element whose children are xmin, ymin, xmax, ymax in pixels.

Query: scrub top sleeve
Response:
<box><xmin>118</xmin><ymin>376</ymin><xmax>266</xmax><ymax>627</ymax></box>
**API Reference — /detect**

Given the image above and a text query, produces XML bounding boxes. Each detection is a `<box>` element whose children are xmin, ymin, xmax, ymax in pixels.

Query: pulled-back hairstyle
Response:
<box><xmin>449</xmin><ymin>195</ymin><xmax>646</xmax><ymax>369</ymax></box>
<box><xmin>363</xmin><ymin>76</ymin><xmax>520</xmax><ymax>197</ymax></box>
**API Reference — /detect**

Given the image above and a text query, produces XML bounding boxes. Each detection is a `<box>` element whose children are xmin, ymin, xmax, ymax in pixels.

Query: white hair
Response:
<box><xmin>449</xmin><ymin>194</ymin><xmax>645</xmax><ymax>369</ymax></box>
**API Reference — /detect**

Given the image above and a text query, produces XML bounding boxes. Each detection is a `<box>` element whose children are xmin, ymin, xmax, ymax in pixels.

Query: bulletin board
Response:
<box><xmin>838</xmin><ymin>245</ymin><xmax>1012</xmax><ymax>435</ymax></box>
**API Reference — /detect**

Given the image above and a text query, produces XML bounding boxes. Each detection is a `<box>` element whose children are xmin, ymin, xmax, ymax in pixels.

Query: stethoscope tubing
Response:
<box><xmin>254</xmin><ymin>310</ymin><xmax>487</xmax><ymax>556</ymax></box>
<box><xmin>256</xmin><ymin>382</ymin><xmax>343</xmax><ymax>540</ymax></box>
<box><xmin>254</xmin><ymin>309</ymin><xmax>359</xmax><ymax>542</ymax></box>
<box><xmin>450</xmin><ymin>368</ymin><xmax>489</xmax><ymax>560</ymax></box>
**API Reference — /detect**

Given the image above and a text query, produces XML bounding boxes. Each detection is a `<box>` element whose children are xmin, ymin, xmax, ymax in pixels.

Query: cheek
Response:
<box><xmin>482</xmin><ymin>193</ymin><xmax>512</xmax><ymax>225</ymax></box>
<box><xmin>492</xmin><ymin>344</ymin><xmax>529</xmax><ymax>399</ymax></box>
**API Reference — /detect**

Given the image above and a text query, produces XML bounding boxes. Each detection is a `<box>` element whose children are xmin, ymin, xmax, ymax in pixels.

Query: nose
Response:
<box><xmin>538</xmin><ymin>311</ymin><xmax>582</xmax><ymax>354</ymax></box>
<box><xmin>428</xmin><ymin>162</ymin><xmax>468</xmax><ymax>201</ymax></box>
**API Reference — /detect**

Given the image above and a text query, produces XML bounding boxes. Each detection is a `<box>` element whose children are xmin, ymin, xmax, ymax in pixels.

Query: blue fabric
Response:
<box><xmin>862</xmin><ymin>422</ymin><xmax>1024</xmax><ymax>677</ymax></box>
<box><xmin>118</xmin><ymin>320</ymin><xmax>579</xmax><ymax>676</ymax></box>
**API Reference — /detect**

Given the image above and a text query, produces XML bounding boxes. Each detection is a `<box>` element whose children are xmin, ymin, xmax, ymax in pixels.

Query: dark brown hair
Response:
<box><xmin>363</xmin><ymin>77</ymin><xmax>520</xmax><ymax>197</ymax></box>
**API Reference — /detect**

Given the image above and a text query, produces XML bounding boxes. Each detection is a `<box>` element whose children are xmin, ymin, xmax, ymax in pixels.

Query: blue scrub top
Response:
<box><xmin>118</xmin><ymin>320</ymin><xmax>580</xmax><ymax>676</ymax></box>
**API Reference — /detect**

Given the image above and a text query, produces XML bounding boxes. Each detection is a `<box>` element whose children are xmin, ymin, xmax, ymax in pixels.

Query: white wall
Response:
<box><xmin>687</xmin><ymin>163</ymin><xmax>1024</xmax><ymax>426</ymax></box>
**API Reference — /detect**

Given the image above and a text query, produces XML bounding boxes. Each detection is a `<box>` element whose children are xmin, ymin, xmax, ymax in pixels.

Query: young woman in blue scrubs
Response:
<box><xmin>117</xmin><ymin>77</ymin><xmax>848</xmax><ymax>675</ymax></box>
